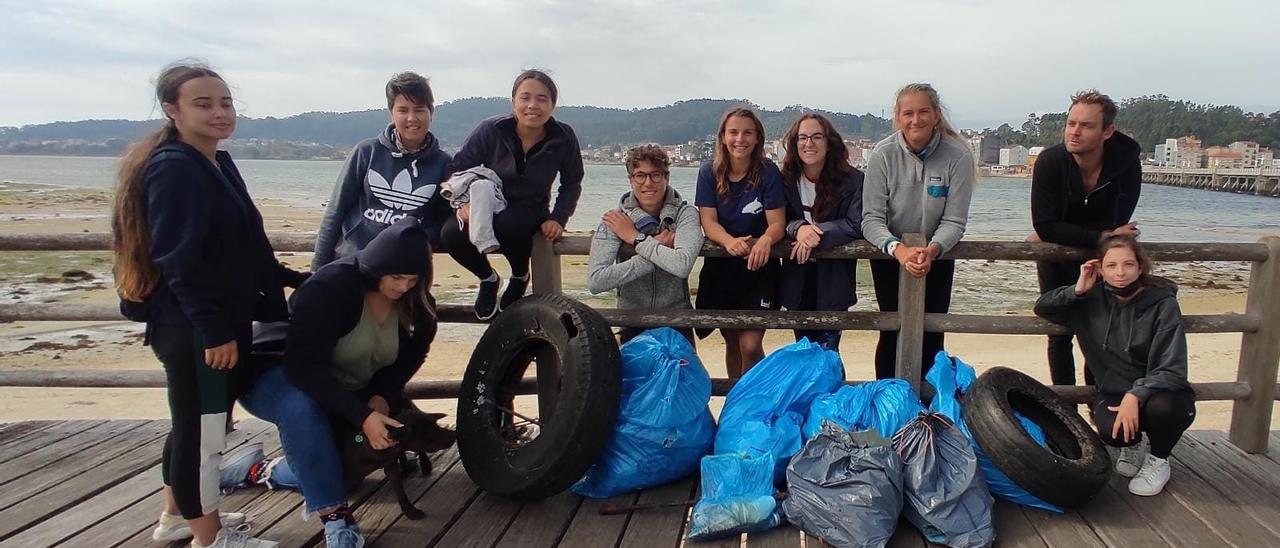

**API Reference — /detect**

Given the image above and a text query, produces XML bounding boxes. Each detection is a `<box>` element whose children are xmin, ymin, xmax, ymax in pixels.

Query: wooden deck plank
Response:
<box><xmin>1098</xmin><ymin>464</ymin><xmax>1226</xmax><ymax>548</ymax></box>
<box><xmin>22</xmin><ymin>421</ymin><xmax>273</xmax><ymax>548</ymax></box>
<box><xmin>617</xmin><ymin>477</ymin><xmax>697</xmax><ymax>548</ymax></box>
<box><xmin>0</xmin><ymin>419</ymin><xmax>167</xmax><ymax>512</ymax></box>
<box><xmin>430</xmin><ymin>490</ymin><xmax>525</xmax><ymax>548</ymax></box>
<box><xmin>992</xmin><ymin>502</ymin><xmax>1047</xmax><ymax>548</ymax></box>
<box><xmin>557</xmin><ymin>491</ymin><xmax>640</xmax><ymax>548</ymax></box>
<box><xmin>340</xmin><ymin>447</ymin><xmax>461</xmax><ymax>546</ymax></box>
<box><xmin>1197</xmin><ymin>431</ymin><xmax>1280</xmax><ymax>487</ymax></box>
<box><xmin>367</xmin><ymin>449</ymin><xmax>480</xmax><ymax>547</ymax></box>
<box><xmin>494</xmin><ymin>489</ymin><xmax>583</xmax><ymax>548</ymax></box>
<box><xmin>254</xmin><ymin>471</ymin><xmax>392</xmax><ymax>548</ymax></box>
<box><xmin>0</xmin><ymin>419</ymin><xmax>55</xmax><ymax>443</ymax></box>
<box><xmin>1169</xmin><ymin>433</ymin><xmax>1280</xmax><ymax>538</ymax></box>
<box><xmin>1075</xmin><ymin>475</ymin><xmax>1169</xmax><ymax>548</ymax></box>
<box><xmin>0</xmin><ymin>419</ymin><xmax>149</xmax><ymax>487</ymax></box>
<box><xmin>1019</xmin><ymin>507</ymin><xmax>1105</xmax><ymax>548</ymax></box>
<box><xmin>0</xmin><ymin>419</ymin><xmax>106</xmax><ymax>465</ymax></box>
<box><xmin>1157</xmin><ymin>447</ymin><xmax>1280</xmax><ymax>547</ymax></box>
<box><xmin>744</xmin><ymin>523</ymin><xmax>803</xmax><ymax>547</ymax></box>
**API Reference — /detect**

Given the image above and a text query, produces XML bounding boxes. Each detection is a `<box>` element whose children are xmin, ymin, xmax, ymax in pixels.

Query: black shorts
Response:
<box><xmin>695</xmin><ymin>257</ymin><xmax>780</xmax><ymax>338</ymax></box>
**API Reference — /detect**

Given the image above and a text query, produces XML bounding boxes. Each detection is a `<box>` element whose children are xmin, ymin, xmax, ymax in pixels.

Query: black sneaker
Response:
<box><xmin>500</xmin><ymin>275</ymin><xmax>530</xmax><ymax>310</ymax></box>
<box><xmin>475</xmin><ymin>274</ymin><xmax>501</xmax><ymax>321</ymax></box>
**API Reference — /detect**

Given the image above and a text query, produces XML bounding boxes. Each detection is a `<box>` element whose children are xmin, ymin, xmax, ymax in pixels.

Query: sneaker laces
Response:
<box><xmin>1135</xmin><ymin>455</ymin><xmax>1164</xmax><ymax>482</ymax></box>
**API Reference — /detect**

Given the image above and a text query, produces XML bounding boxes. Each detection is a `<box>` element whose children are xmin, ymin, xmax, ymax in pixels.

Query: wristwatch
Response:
<box><xmin>634</xmin><ymin>233</ymin><xmax>648</xmax><ymax>245</ymax></box>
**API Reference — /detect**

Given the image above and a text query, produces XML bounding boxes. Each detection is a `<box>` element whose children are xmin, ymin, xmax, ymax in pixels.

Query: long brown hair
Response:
<box><xmin>112</xmin><ymin>62</ymin><xmax>223</xmax><ymax>302</ymax></box>
<box><xmin>1097</xmin><ymin>234</ymin><xmax>1170</xmax><ymax>288</ymax></box>
<box><xmin>712</xmin><ymin>107</ymin><xmax>766</xmax><ymax>201</ymax></box>
<box><xmin>781</xmin><ymin>114</ymin><xmax>853</xmax><ymax>221</ymax></box>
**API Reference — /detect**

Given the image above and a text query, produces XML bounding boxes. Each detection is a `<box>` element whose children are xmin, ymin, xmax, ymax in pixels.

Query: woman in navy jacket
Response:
<box><xmin>778</xmin><ymin>114</ymin><xmax>865</xmax><ymax>351</ymax></box>
<box><xmin>112</xmin><ymin>62</ymin><xmax>302</xmax><ymax>548</ymax></box>
<box><xmin>441</xmin><ymin>69</ymin><xmax>585</xmax><ymax>320</ymax></box>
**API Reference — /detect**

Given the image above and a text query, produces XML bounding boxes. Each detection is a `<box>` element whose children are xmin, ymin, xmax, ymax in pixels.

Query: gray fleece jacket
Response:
<box><xmin>1034</xmin><ymin>282</ymin><xmax>1192</xmax><ymax>403</ymax></box>
<box><xmin>861</xmin><ymin>130</ymin><xmax>975</xmax><ymax>256</ymax></box>
<box><xmin>587</xmin><ymin>188</ymin><xmax>703</xmax><ymax>310</ymax></box>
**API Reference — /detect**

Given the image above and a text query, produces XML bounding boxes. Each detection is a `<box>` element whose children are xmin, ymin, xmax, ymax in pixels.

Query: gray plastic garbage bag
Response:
<box><xmin>783</xmin><ymin>423</ymin><xmax>903</xmax><ymax>548</ymax></box>
<box><xmin>891</xmin><ymin>413</ymin><xmax>995</xmax><ymax>547</ymax></box>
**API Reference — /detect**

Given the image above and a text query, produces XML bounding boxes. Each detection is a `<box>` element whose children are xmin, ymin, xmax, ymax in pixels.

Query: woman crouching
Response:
<box><xmin>1034</xmin><ymin>235</ymin><xmax>1196</xmax><ymax>496</ymax></box>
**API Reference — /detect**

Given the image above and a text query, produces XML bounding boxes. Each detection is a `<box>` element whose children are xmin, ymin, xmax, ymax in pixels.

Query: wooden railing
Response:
<box><xmin>1</xmin><ymin>232</ymin><xmax>1278</xmax><ymax>453</ymax></box>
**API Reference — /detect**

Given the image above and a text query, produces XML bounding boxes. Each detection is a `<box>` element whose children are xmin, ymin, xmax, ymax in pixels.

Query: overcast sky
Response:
<box><xmin>2</xmin><ymin>0</ymin><xmax>1277</xmax><ymax>130</ymax></box>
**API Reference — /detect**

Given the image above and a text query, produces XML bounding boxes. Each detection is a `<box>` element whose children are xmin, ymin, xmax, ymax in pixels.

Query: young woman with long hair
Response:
<box><xmin>778</xmin><ymin>114</ymin><xmax>865</xmax><ymax>351</ymax></box>
<box><xmin>861</xmin><ymin>83</ymin><xmax>975</xmax><ymax>379</ymax></box>
<box><xmin>113</xmin><ymin>61</ymin><xmax>304</xmax><ymax>548</ymax></box>
<box><xmin>1035</xmin><ymin>235</ymin><xmax>1196</xmax><ymax>497</ymax></box>
<box><xmin>694</xmin><ymin>107</ymin><xmax>786</xmax><ymax>377</ymax></box>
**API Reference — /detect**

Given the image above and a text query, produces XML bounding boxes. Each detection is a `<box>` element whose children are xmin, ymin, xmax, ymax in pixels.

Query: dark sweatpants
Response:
<box><xmin>1037</xmin><ymin>259</ymin><xmax>1095</xmax><ymax>386</ymax></box>
<box><xmin>869</xmin><ymin>259</ymin><xmax>955</xmax><ymax>380</ymax></box>
<box><xmin>1092</xmin><ymin>390</ymin><xmax>1197</xmax><ymax>459</ymax></box>
<box><xmin>151</xmin><ymin>325</ymin><xmax>248</xmax><ymax>519</ymax></box>
<box><xmin>440</xmin><ymin>207</ymin><xmax>542</xmax><ymax>279</ymax></box>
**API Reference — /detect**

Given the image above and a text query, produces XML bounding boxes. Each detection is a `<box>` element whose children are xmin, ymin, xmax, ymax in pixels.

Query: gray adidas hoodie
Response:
<box><xmin>861</xmin><ymin>130</ymin><xmax>975</xmax><ymax>256</ymax></box>
<box><xmin>586</xmin><ymin>188</ymin><xmax>703</xmax><ymax>310</ymax></box>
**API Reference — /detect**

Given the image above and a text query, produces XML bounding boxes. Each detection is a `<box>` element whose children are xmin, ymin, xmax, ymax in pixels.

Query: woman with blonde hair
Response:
<box><xmin>861</xmin><ymin>83</ymin><xmax>975</xmax><ymax>379</ymax></box>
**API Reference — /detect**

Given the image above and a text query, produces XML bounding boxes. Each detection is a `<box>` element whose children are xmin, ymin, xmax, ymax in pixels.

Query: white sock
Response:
<box><xmin>510</xmin><ymin>272</ymin><xmax>529</xmax><ymax>281</ymax></box>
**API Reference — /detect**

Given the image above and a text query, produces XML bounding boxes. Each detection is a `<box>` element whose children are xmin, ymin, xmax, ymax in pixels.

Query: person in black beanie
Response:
<box><xmin>234</xmin><ymin>217</ymin><xmax>438</xmax><ymax>548</ymax></box>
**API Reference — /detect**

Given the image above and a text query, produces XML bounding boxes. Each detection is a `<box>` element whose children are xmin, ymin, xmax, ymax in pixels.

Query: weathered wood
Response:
<box><xmin>926</xmin><ymin>312</ymin><xmax>1260</xmax><ymax>335</ymax></box>
<box><xmin>1170</xmin><ymin>434</ymin><xmax>1280</xmax><ymax>538</ymax></box>
<box><xmin>1074</xmin><ymin>476</ymin><xmax>1169</xmax><ymax>547</ymax></box>
<box><xmin>531</xmin><ymin>236</ymin><xmax>563</xmax><ymax>295</ymax></box>
<box><xmin>557</xmin><ymin>491</ymin><xmax>640</xmax><ymax>548</ymax></box>
<box><xmin>370</xmin><ymin>449</ymin><xmax>481</xmax><ymax>547</ymax></box>
<box><xmin>0</xmin><ymin>420</ymin><xmax>104</xmax><ymax>465</ymax></box>
<box><xmin>617</xmin><ymin>477</ymin><xmax>698</xmax><ymax>548</ymax></box>
<box><xmin>602</xmin><ymin>309</ymin><xmax>899</xmax><ymax>331</ymax></box>
<box><xmin>895</xmin><ymin>234</ymin><xmax>928</xmax><ymax>392</ymax></box>
<box><xmin>432</xmin><ymin>491</ymin><xmax>526</xmax><ymax>548</ymax></box>
<box><xmin>1229</xmin><ymin>236</ymin><xmax>1280</xmax><ymax>453</ymax></box>
<box><xmin>1018</xmin><ymin>508</ymin><xmax>1105</xmax><ymax>548</ymax></box>
<box><xmin>743</xmin><ymin>523</ymin><xmax>804</xmax><ymax>547</ymax></box>
<box><xmin>1159</xmin><ymin>449</ymin><xmax>1280</xmax><ymax>546</ymax></box>
<box><xmin>494</xmin><ymin>490</ymin><xmax>583</xmax><ymax>548</ymax></box>
<box><xmin>354</xmin><ymin>448</ymin><xmax>461</xmax><ymax>546</ymax></box>
<box><xmin>1048</xmin><ymin>381</ymin><xmax>1251</xmax><ymax>404</ymax></box>
<box><xmin>0</xmin><ymin>420</ymin><xmax>165</xmax><ymax>511</ymax></box>
<box><xmin>0</xmin><ymin>419</ymin><xmax>140</xmax><ymax>482</ymax></box>
<box><xmin>0</xmin><ymin>420</ymin><xmax>55</xmax><ymax>444</ymax></box>
<box><xmin>990</xmin><ymin>501</ymin><xmax>1046</xmax><ymax>548</ymax></box>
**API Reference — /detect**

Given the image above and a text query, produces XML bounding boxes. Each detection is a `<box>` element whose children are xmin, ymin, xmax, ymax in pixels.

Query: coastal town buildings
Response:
<box><xmin>999</xmin><ymin>145</ymin><xmax>1029</xmax><ymax>167</ymax></box>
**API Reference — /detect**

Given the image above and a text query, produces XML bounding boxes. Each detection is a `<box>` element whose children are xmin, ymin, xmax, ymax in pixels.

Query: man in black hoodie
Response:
<box><xmin>1030</xmin><ymin>89</ymin><xmax>1142</xmax><ymax>386</ymax></box>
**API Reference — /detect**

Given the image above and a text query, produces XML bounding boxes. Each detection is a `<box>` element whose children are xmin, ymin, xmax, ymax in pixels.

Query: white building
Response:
<box><xmin>1229</xmin><ymin>141</ymin><xmax>1263</xmax><ymax>167</ymax></box>
<box><xmin>999</xmin><ymin>145</ymin><xmax>1029</xmax><ymax>166</ymax></box>
<box><xmin>1154</xmin><ymin>144</ymin><xmax>1167</xmax><ymax>166</ymax></box>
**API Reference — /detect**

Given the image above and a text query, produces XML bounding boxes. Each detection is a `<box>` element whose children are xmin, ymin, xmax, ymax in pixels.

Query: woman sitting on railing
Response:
<box><xmin>778</xmin><ymin>114</ymin><xmax>865</xmax><ymax>351</ymax></box>
<box><xmin>1034</xmin><ymin>235</ymin><xmax>1197</xmax><ymax>497</ymax></box>
<box><xmin>441</xmin><ymin>69</ymin><xmax>585</xmax><ymax>321</ymax></box>
<box><xmin>113</xmin><ymin>62</ymin><xmax>304</xmax><ymax>548</ymax></box>
<box><xmin>230</xmin><ymin>218</ymin><xmax>437</xmax><ymax>547</ymax></box>
<box><xmin>694</xmin><ymin>107</ymin><xmax>786</xmax><ymax>377</ymax></box>
<box><xmin>861</xmin><ymin>83</ymin><xmax>975</xmax><ymax>379</ymax></box>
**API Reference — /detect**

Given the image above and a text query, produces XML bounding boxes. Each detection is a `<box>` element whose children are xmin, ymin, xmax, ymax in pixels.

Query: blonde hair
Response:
<box><xmin>893</xmin><ymin>83</ymin><xmax>962</xmax><ymax>142</ymax></box>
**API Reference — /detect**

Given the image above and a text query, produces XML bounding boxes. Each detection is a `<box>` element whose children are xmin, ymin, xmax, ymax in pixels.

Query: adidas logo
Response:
<box><xmin>368</xmin><ymin>168</ymin><xmax>436</xmax><ymax>211</ymax></box>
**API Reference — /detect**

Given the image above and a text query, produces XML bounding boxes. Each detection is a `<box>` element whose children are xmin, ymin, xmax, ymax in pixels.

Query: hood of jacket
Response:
<box><xmin>1099</xmin><ymin>131</ymin><xmax>1141</xmax><ymax>182</ymax></box>
<box><xmin>377</xmin><ymin>123</ymin><xmax>442</xmax><ymax>160</ymax></box>
<box><xmin>620</xmin><ymin>187</ymin><xmax>686</xmax><ymax>235</ymax></box>
<box><xmin>355</xmin><ymin>217</ymin><xmax>431</xmax><ymax>278</ymax></box>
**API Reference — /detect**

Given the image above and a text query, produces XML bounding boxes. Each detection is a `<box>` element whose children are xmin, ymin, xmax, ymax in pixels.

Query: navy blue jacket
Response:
<box><xmin>133</xmin><ymin>142</ymin><xmax>305</xmax><ymax>348</ymax></box>
<box><xmin>446</xmin><ymin>114</ymin><xmax>584</xmax><ymax>226</ymax></box>
<box><xmin>779</xmin><ymin>168</ymin><xmax>865</xmax><ymax>312</ymax></box>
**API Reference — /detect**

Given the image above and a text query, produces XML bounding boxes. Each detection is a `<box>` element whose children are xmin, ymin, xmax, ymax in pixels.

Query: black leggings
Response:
<box><xmin>1037</xmin><ymin>260</ymin><xmax>1095</xmax><ymax>386</ymax></box>
<box><xmin>869</xmin><ymin>258</ymin><xmax>955</xmax><ymax>380</ymax></box>
<box><xmin>151</xmin><ymin>325</ymin><xmax>248</xmax><ymax>519</ymax></box>
<box><xmin>1092</xmin><ymin>390</ymin><xmax>1197</xmax><ymax>458</ymax></box>
<box><xmin>440</xmin><ymin>207</ymin><xmax>542</xmax><ymax>279</ymax></box>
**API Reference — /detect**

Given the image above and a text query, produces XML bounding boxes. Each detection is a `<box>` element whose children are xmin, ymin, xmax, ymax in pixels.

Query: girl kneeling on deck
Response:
<box><xmin>1034</xmin><ymin>235</ymin><xmax>1197</xmax><ymax>496</ymax></box>
<box><xmin>231</xmin><ymin>218</ymin><xmax>438</xmax><ymax>548</ymax></box>
<box><xmin>113</xmin><ymin>62</ymin><xmax>306</xmax><ymax>548</ymax></box>
<box><xmin>694</xmin><ymin>107</ymin><xmax>787</xmax><ymax>378</ymax></box>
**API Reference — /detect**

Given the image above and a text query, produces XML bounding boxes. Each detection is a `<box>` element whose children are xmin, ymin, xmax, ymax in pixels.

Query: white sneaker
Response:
<box><xmin>153</xmin><ymin>511</ymin><xmax>246</xmax><ymax>542</ymax></box>
<box><xmin>1115</xmin><ymin>438</ymin><xmax>1148</xmax><ymax>478</ymax></box>
<box><xmin>1128</xmin><ymin>454</ymin><xmax>1171</xmax><ymax>496</ymax></box>
<box><xmin>191</xmin><ymin>527</ymin><xmax>278</xmax><ymax>548</ymax></box>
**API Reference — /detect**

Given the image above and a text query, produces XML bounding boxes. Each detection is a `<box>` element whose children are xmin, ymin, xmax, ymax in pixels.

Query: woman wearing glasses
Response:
<box><xmin>587</xmin><ymin>145</ymin><xmax>703</xmax><ymax>344</ymax></box>
<box><xmin>694</xmin><ymin>107</ymin><xmax>786</xmax><ymax>377</ymax></box>
<box><xmin>861</xmin><ymin>83</ymin><xmax>975</xmax><ymax>379</ymax></box>
<box><xmin>778</xmin><ymin>114</ymin><xmax>864</xmax><ymax>351</ymax></box>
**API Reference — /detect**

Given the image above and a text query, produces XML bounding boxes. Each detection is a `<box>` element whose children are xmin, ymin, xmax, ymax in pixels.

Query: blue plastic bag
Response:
<box><xmin>803</xmin><ymin>379</ymin><xmax>924</xmax><ymax>440</ymax></box>
<box><xmin>572</xmin><ymin>328</ymin><xmax>715</xmax><ymax>498</ymax></box>
<box><xmin>687</xmin><ymin>452</ymin><xmax>786</xmax><ymax>541</ymax></box>
<box><xmin>715</xmin><ymin>338</ymin><xmax>844</xmax><ymax>482</ymax></box>
<box><xmin>926</xmin><ymin>352</ymin><xmax>1064</xmax><ymax>513</ymax></box>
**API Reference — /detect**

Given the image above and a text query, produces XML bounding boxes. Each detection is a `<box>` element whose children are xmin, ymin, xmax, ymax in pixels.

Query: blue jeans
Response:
<box><xmin>239</xmin><ymin>366</ymin><xmax>347</xmax><ymax>512</ymax></box>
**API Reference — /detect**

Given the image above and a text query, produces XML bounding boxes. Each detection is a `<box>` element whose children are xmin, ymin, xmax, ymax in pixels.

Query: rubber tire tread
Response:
<box><xmin>962</xmin><ymin>366</ymin><xmax>1111</xmax><ymax>508</ymax></box>
<box><xmin>456</xmin><ymin>294</ymin><xmax>622</xmax><ymax>499</ymax></box>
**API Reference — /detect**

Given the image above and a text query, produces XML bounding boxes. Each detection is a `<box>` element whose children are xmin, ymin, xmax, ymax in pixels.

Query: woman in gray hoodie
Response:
<box><xmin>861</xmin><ymin>83</ymin><xmax>975</xmax><ymax>379</ymax></box>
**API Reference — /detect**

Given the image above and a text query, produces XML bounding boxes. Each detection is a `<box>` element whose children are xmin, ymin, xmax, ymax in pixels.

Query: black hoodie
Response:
<box><xmin>286</xmin><ymin>218</ymin><xmax>437</xmax><ymax>426</ymax></box>
<box><xmin>1034</xmin><ymin>281</ymin><xmax>1191</xmax><ymax>402</ymax></box>
<box><xmin>1031</xmin><ymin>132</ymin><xmax>1142</xmax><ymax>248</ymax></box>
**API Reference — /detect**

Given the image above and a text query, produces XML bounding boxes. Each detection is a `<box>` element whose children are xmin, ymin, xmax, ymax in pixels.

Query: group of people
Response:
<box><xmin>112</xmin><ymin>60</ymin><xmax>1196</xmax><ymax>547</ymax></box>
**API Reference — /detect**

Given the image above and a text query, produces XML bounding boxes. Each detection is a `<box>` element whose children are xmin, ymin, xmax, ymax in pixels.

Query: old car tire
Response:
<box><xmin>456</xmin><ymin>294</ymin><xmax>621</xmax><ymax>499</ymax></box>
<box><xmin>962</xmin><ymin>366</ymin><xmax>1111</xmax><ymax>508</ymax></box>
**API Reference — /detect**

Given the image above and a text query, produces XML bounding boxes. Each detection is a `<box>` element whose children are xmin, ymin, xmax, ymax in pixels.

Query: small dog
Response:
<box><xmin>334</xmin><ymin>406</ymin><xmax>456</xmax><ymax>520</ymax></box>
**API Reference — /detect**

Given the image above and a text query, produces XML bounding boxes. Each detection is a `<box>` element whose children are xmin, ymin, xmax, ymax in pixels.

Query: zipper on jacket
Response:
<box><xmin>1083</xmin><ymin>179</ymin><xmax>1112</xmax><ymax>206</ymax></box>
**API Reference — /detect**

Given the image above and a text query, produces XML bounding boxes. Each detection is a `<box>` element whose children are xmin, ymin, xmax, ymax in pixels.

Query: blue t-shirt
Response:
<box><xmin>694</xmin><ymin>160</ymin><xmax>785</xmax><ymax>238</ymax></box>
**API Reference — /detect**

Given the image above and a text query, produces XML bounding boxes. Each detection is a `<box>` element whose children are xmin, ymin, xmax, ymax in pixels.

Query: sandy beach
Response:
<box><xmin>0</xmin><ymin>183</ymin><xmax>1272</xmax><ymax>431</ymax></box>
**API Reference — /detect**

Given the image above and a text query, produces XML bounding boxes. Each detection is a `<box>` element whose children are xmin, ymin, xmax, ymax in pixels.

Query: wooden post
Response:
<box><xmin>1229</xmin><ymin>235</ymin><xmax>1280</xmax><ymax>453</ymax></box>
<box><xmin>529</xmin><ymin>236</ymin><xmax>562</xmax><ymax>295</ymax></box>
<box><xmin>895</xmin><ymin>233</ymin><xmax>927</xmax><ymax>393</ymax></box>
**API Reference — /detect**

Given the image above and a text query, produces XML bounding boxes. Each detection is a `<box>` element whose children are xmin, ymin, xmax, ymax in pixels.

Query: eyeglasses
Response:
<box><xmin>630</xmin><ymin>171</ymin><xmax>668</xmax><ymax>184</ymax></box>
<box><xmin>796</xmin><ymin>133</ymin><xmax>826</xmax><ymax>144</ymax></box>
